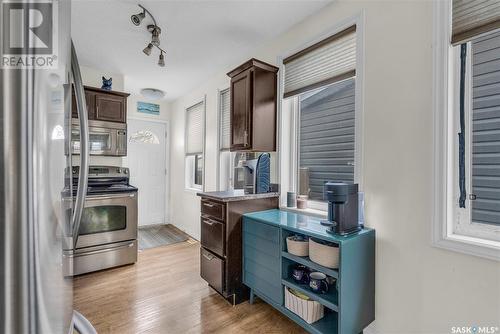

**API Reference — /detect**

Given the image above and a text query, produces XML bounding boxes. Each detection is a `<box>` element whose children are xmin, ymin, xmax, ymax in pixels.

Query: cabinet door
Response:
<box><xmin>230</xmin><ymin>69</ymin><xmax>252</xmax><ymax>150</ymax></box>
<box><xmin>95</xmin><ymin>93</ymin><xmax>126</xmax><ymax>123</ymax></box>
<box><xmin>72</xmin><ymin>90</ymin><xmax>95</xmax><ymax>119</ymax></box>
<box><xmin>242</xmin><ymin>218</ymin><xmax>282</xmax><ymax>305</ymax></box>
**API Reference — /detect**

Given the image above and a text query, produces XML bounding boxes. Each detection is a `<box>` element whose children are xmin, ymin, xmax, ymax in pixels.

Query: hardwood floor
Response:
<box><xmin>73</xmin><ymin>240</ymin><xmax>305</xmax><ymax>334</ymax></box>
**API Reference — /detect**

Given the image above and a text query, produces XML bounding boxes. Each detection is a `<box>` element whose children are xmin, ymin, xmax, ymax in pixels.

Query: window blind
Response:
<box><xmin>452</xmin><ymin>0</ymin><xmax>500</xmax><ymax>45</ymax></box>
<box><xmin>283</xmin><ymin>25</ymin><xmax>356</xmax><ymax>98</ymax></box>
<box><xmin>299</xmin><ymin>78</ymin><xmax>355</xmax><ymax>200</ymax></box>
<box><xmin>471</xmin><ymin>30</ymin><xmax>500</xmax><ymax>226</ymax></box>
<box><xmin>219</xmin><ymin>89</ymin><xmax>231</xmax><ymax>150</ymax></box>
<box><xmin>186</xmin><ymin>101</ymin><xmax>204</xmax><ymax>155</ymax></box>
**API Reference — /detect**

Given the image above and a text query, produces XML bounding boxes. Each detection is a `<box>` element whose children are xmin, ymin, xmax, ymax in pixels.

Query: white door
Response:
<box><xmin>126</xmin><ymin>119</ymin><xmax>167</xmax><ymax>226</ymax></box>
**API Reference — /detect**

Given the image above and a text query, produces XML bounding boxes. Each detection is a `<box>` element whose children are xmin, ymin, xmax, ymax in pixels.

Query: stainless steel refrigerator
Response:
<box><xmin>1</xmin><ymin>0</ymin><xmax>95</xmax><ymax>333</ymax></box>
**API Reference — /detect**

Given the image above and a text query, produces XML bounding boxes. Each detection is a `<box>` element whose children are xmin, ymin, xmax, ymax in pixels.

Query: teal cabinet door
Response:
<box><xmin>243</xmin><ymin>217</ymin><xmax>282</xmax><ymax>306</ymax></box>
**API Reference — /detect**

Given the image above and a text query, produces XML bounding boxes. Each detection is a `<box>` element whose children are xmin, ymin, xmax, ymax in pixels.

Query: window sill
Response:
<box><xmin>280</xmin><ymin>206</ymin><xmax>328</xmax><ymax>219</ymax></box>
<box><xmin>433</xmin><ymin>232</ymin><xmax>500</xmax><ymax>262</ymax></box>
<box><xmin>185</xmin><ymin>187</ymin><xmax>202</xmax><ymax>194</ymax></box>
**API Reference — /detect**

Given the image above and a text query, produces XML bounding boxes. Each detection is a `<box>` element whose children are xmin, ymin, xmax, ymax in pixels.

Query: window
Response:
<box><xmin>433</xmin><ymin>0</ymin><xmax>500</xmax><ymax>260</ymax></box>
<box><xmin>185</xmin><ymin>100</ymin><xmax>205</xmax><ymax>191</ymax></box>
<box><xmin>218</xmin><ymin>88</ymin><xmax>233</xmax><ymax>191</ymax></box>
<box><xmin>451</xmin><ymin>31</ymin><xmax>500</xmax><ymax>242</ymax></box>
<box><xmin>194</xmin><ymin>154</ymin><xmax>203</xmax><ymax>186</ymax></box>
<box><xmin>281</xmin><ymin>23</ymin><xmax>360</xmax><ymax>211</ymax></box>
<box><xmin>297</xmin><ymin>78</ymin><xmax>355</xmax><ymax>202</ymax></box>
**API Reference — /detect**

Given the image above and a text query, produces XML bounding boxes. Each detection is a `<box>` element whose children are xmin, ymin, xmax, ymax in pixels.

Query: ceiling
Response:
<box><xmin>71</xmin><ymin>0</ymin><xmax>331</xmax><ymax>101</ymax></box>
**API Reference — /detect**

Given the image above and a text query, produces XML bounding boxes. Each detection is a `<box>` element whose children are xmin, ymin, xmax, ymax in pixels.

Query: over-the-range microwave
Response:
<box><xmin>71</xmin><ymin>119</ymin><xmax>127</xmax><ymax>156</ymax></box>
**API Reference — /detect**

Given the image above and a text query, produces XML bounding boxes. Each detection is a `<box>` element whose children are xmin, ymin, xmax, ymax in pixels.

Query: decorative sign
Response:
<box><xmin>129</xmin><ymin>130</ymin><xmax>160</xmax><ymax>144</ymax></box>
<box><xmin>137</xmin><ymin>101</ymin><xmax>160</xmax><ymax>115</ymax></box>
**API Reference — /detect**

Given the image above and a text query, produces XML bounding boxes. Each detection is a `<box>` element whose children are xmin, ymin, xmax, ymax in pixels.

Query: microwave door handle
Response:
<box><xmin>70</xmin><ymin>40</ymin><xmax>89</xmax><ymax>249</ymax></box>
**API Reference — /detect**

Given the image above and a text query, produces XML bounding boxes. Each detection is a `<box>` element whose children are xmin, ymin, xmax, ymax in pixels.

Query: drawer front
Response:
<box><xmin>200</xmin><ymin>248</ymin><xmax>224</xmax><ymax>294</ymax></box>
<box><xmin>201</xmin><ymin>199</ymin><xmax>225</xmax><ymax>221</ymax></box>
<box><xmin>200</xmin><ymin>216</ymin><xmax>224</xmax><ymax>257</ymax></box>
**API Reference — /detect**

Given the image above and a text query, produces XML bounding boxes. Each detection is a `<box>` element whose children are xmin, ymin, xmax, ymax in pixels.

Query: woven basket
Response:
<box><xmin>284</xmin><ymin>287</ymin><xmax>324</xmax><ymax>324</ymax></box>
<box><xmin>286</xmin><ymin>236</ymin><xmax>309</xmax><ymax>256</ymax></box>
<box><xmin>309</xmin><ymin>238</ymin><xmax>339</xmax><ymax>268</ymax></box>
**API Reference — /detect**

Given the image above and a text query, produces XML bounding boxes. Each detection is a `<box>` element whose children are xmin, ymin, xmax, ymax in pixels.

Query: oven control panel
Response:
<box><xmin>71</xmin><ymin>166</ymin><xmax>130</xmax><ymax>178</ymax></box>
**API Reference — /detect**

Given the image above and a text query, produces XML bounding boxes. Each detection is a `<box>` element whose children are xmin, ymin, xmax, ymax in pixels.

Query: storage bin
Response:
<box><xmin>286</xmin><ymin>235</ymin><xmax>309</xmax><ymax>256</ymax></box>
<box><xmin>309</xmin><ymin>238</ymin><xmax>339</xmax><ymax>268</ymax></box>
<box><xmin>284</xmin><ymin>287</ymin><xmax>324</xmax><ymax>324</ymax></box>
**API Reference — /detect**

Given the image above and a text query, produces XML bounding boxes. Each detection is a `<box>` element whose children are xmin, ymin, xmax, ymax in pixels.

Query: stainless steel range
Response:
<box><xmin>63</xmin><ymin>166</ymin><xmax>138</xmax><ymax>276</ymax></box>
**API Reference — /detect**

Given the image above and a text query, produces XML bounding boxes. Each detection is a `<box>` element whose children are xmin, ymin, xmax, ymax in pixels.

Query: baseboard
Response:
<box><xmin>364</xmin><ymin>323</ymin><xmax>378</xmax><ymax>334</ymax></box>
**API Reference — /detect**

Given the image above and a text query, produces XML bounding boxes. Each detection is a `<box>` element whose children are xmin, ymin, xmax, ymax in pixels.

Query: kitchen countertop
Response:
<box><xmin>243</xmin><ymin>209</ymin><xmax>373</xmax><ymax>244</ymax></box>
<box><xmin>197</xmin><ymin>190</ymin><xmax>280</xmax><ymax>202</ymax></box>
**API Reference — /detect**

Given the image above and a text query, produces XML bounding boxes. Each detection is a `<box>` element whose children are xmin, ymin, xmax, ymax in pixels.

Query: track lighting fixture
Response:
<box><xmin>131</xmin><ymin>4</ymin><xmax>166</xmax><ymax>68</ymax></box>
<box><xmin>143</xmin><ymin>43</ymin><xmax>153</xmax><ymax>56</ymax></box>
<box><xmin>158</xmin><ymin>52</ymin><xmax>165</xmax><ymax>67</ymax></box>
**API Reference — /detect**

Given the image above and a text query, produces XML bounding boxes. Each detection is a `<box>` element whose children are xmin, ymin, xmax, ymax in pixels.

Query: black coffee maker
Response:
<box><xmin>320</xmin><ymin>182</ymin><xmax>361</xmax><ymax>235</ymax></box>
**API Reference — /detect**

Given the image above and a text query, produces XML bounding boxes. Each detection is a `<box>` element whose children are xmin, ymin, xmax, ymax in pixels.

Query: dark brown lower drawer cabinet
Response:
<box><xmin>197</xmin><ymin>194</ymin><xmax>279</xmax><ymax>305</ymax></box>
<box><xmin>200</xmin><ymin>216</ymin><xmax>224</xmax><ymax>257</ymax></box>
<box><xmin>200</xmin><ymin>247</ymin><xmax>224</xmax><ymax>294</ymax></box>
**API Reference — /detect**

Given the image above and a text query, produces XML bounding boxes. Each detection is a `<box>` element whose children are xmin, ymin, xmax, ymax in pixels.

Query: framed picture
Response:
<box><xmin>137</xmin><ymin>101</ymin><xmax>160</xmax><ymax>115</ymax></box>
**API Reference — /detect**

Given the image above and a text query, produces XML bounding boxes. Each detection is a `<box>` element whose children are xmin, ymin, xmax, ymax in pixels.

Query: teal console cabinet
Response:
<box><xmin>242</xmin><ymin>209</ymin><xmax>375</xmax><ymax>334</ymax></box>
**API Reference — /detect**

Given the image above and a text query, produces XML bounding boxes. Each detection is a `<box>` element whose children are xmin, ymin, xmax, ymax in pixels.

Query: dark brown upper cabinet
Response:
<box><xmin>227</xmin><ymin>58</ymin><xmax>278</xmax><ymax>152</ymax></box>
<box><xmin>72</xmin><ymin>86</ymin><xmax>129</xmax><ymax>123</ymax></box>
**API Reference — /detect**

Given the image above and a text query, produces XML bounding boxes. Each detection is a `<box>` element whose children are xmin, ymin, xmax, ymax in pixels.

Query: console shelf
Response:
<box><xmin>281</xmin><ymin>277</ymin><xmax>339</xmax><ymax>312</ymax></box>
<box><xmin>242</xmin><ymin>209</ymin><xmax>375</xmax><ymax>334</ymax></box>
<box><xmin>281</xmin><ymin>251</ymin><xmax>339</xmax><ymax>279</ymax></box>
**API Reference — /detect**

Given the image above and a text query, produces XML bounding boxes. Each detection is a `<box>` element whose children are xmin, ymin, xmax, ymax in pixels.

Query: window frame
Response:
<box><xmin>277</xmin><ymin>12</ymin><xmax>365</xmax><ymax>213</ymax></box>
<box><xmin>432</xmin><ymin>0</ymin><xmax>500</xmax><ymax>261</ymax></box>
<box><xmin>184</xmin><ymin>97</ymin><xmax>206</xmax><ymax>192</ymax></box>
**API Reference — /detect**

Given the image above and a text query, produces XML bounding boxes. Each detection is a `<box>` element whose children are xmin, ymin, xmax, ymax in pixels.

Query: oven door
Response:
<box><xmin>75</xmin><ymin>192</ymin><xmax>137</xmax><ymax>249</ymax></box>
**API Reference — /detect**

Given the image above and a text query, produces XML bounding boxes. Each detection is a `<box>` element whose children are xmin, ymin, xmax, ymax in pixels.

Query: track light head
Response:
<box><xmin>143</xmin><ymin>43</ymin><xmax>153</xmax><ymax>56</ymax></box>
<box><xmin>149</xmin><ymin>25</ymin><xmax>161</xmax><ymax>46</ymax></box>
<box><xmin>131</xmin><ymin>10</ymin><xmax>145</xmax><ymax>26</ymax></box>
<box><xmin>158</xmin><ymin>52</ymin><xmax>165</xmax><ymax>67</ymax></box>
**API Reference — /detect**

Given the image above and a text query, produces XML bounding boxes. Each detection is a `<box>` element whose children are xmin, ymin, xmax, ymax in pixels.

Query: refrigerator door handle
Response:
<box><xmin>70</xmin><ymin>40</ymin><xmax>90</xmax><ymax>249</ymax></box>
<box><xmin>72</xmin><ymin>310</ymin><xmax>97</xmax><ymax>334</ymax></box>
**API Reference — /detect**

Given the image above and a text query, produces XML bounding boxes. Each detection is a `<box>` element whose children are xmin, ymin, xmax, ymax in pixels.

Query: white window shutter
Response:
<box><xmin>186</xmin><ymin>101</ymin><xmax>204</xmax><ymax>155</ymax></box>
<box><xmin>220</xmin><ymin>89</ymin><xmax>231</xmax><ymax>150</ymax></box>
<box><xmin>452</xmin><ymin>0</ymin><xmax>500</xmax><ymax>45</ymax></box>
<box><xmin>284</xmin><ymin>26</ymin><xmax>356</xmax><ymax>98</ymax></box>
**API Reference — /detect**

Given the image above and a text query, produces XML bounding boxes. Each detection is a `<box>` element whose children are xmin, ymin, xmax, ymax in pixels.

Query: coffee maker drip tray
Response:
<box><xmin>320</xmin><ymin>219</ymin><xmax>362</xmax><ymax>236</ymax></box>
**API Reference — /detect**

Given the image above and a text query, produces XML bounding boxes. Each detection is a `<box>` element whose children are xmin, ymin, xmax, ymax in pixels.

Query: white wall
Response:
<box><xmin>80</xmin><ymin>65</ymin><xmax>124</xmax><ymax>91</ymax></box>
<box><xmin>168</xmin><ymin>1</ymin><xmax>500</xmax><ymax>333</ymax></box>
